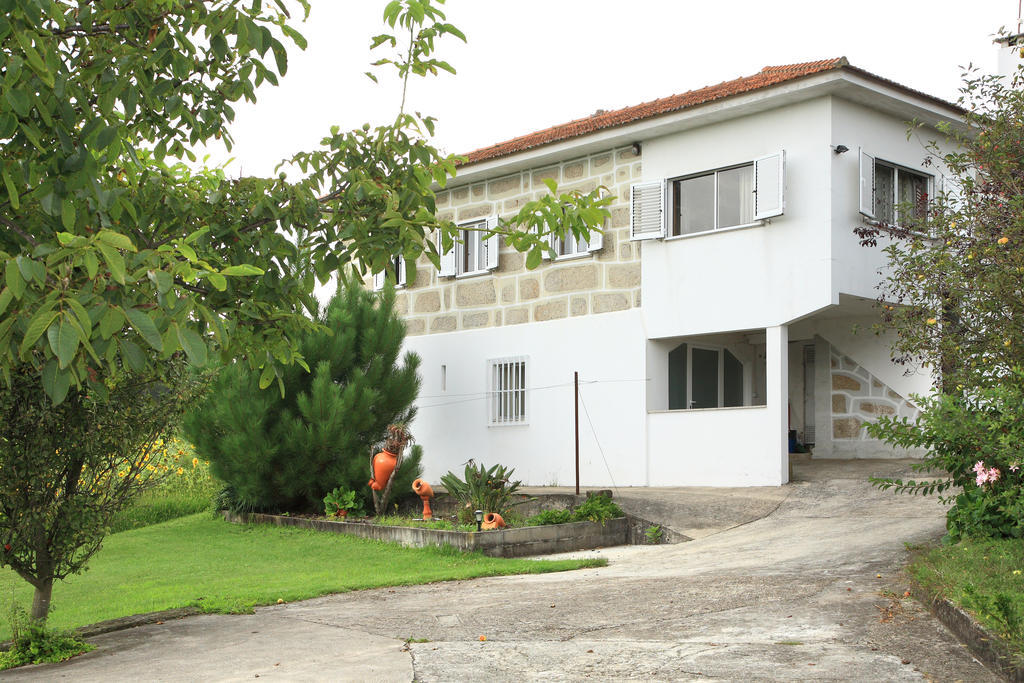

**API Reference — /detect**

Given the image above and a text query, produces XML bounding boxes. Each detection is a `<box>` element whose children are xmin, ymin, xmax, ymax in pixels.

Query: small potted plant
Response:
<box><xmin>323</xmin><ymin>487</ymin><xmax>364</xmax><ymax>520</ymax></box>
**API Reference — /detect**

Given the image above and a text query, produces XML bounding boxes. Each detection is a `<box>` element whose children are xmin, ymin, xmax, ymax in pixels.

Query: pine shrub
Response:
<box><xmin>184</xmin><ymin>277</ymin><xmax>421</xmax><ymax>512</ymax></box>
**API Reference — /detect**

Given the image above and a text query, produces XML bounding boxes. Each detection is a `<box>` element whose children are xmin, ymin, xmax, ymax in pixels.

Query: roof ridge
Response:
<box><xmin>461</xmin><ymin>57</ymin><xmax>957</xmax><ymax>167</ymax></box>
<box><xmin>760</xmin><ymin>57</ymin><xmax>849</xmax><ymax>73</ymax></box>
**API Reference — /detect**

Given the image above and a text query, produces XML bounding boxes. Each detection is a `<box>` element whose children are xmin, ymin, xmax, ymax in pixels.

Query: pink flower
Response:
<box><xmin>989</xmin><ymin>467</ymin><xmax>1001</xmax><ymax>483</ymax></box>
<box><xmin>973</xmin><ymin>461</ymin><xmax>987</xmax><ymax>475</ymax></box>
<box><xmin>977</xmin><ymin>471</ymin><xmax>989</xmax><ymax>486</ymax></box>
<box><xmin>1011</xmin><ymin>464</ymin><xmax>1020</xmax><ymax>473</ymax></box>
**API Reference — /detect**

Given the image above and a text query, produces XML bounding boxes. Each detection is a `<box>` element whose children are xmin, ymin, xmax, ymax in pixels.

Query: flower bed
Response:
<box><xmin>223</xmin><ymin>510</ymin><xmax>630</xmax><ymax>558</ymax></box>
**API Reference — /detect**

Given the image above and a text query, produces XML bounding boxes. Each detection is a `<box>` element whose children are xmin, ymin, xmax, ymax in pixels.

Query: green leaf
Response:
<box><xmin>95</xmin><ymin>125</ymin><xmax>118</xmax><ymax>151</ymax></box>
<box><xmin>220</xmin><ymin>264</ymin><xmax>265</xmax><ymax>276</ymax></box>
<box><xmin>65</xmin><ymin>298</ymin><xmax>93</xmax><ymax>339</ymax></box>
<box><xmin>258</xmin><ymin>362</ymin><xmax>275</xmax><ymax>390</ymax></box>
<box><xmin>124</xmin><ymin>307</ymin><xmax>164</xmax><ymax>352</ymax></box>
<box><xmin>83</xmin><ymin>250</ymin><xmax>99</xmax><ymax>279</ymax></box>
<box><xmin>0</xmin><ymin>287</ymin><xmax>10</xmax><ymax>317</ymax></box>
<box><xmin>99</xmin><ymin>306</ymin><xmax>125</xmax><ymax>339</ymax></box>
<box><xmin>41</xmin><ymin>360</ymin><xmax>71</xmax><ymax>405</ymax></box>
<box><xmin>97</xmin><ymin>243</ymin><xmax>126</xmax><ymax>284</ymax></box>
<box><xmin>119</xmin><ymin>338</ymin><xmax>146</xmax><ymax>372</ymax></box>
<box><xmin>148</xmin><ymin>269</ymin><xmax>173</xmax><ymax>294</ymax></box>
<box><xmin>206</xmin><ymin>272</ymin><xmax>227</xmax><ymax>291</ymax></box>
<box><xmin>5</xmin><ymin>263</ymin><xmax>25</xmax><ymax>299</ymax></box>
<box><xmin>20</xmin><ymin>306</ymin><xmax>59</xmax><ymax>356</ymax></box>
<box><xmin>175</xmin><ymin>324</ymin><xmax>208</xmax><ymax>367</ymax></box>
<box><xmin>47</xmin><ymin>315</ymin><xmax>79</xmax><ymax>369</ymax></box>
<box><xmin>1</xmin><ymin>167</ymin><xmax>20</xmax><ymax>209</ymax></box>
<box><xmin>61</xmin><ymin>199</ymin><xmax>76</xmax><ymax>230</ymax></box>
<box><xmin>96</xmin><ymin>229</ymin><xmax>136</xmax><ymax>252</ymax></box>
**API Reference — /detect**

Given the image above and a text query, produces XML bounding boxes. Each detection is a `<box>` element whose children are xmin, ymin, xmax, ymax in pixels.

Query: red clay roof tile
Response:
<box><xmin>461</xmin><ymin>58</ymin><xmax>959</xmax><ymax>166</ymax></box>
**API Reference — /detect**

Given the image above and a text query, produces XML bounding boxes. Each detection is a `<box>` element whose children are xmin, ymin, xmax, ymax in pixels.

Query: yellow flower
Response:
<box><xmin>118</xmin><ymin>471</ymin><xmax>126</xmax><ymax>478</ymax></box>
<box><xmin>192</xmin><ymin>458</ymin><xmax>199</xmax><ymax>468</ymax></box>
<box><xmin>926</xmin><ymin>318</ymin><xmax>937</xmax><ymax>325</ymax></box>
<box><xmin>1014</xmin><ymin>570</ymin><xmax>1022</xmax><ymax>575</ymax></box>
<box><xmin>177</xmin><ymin>467</ymin><xmax>184</xmax><ymax>475</ymax></box>
<box><xmin>146</xmin><ymin>464</ymin><xmax>155</xmax><ymax>471</ymax></box>
<box><xmin>1005</xmin><ymin>340</ymin><xmax>1012</xmax><ymax>347</ymax></box>
<box><xmin>998</xmin><ymin>236</ymin><xmax>1009</xmax><ymax>245</ymax></box>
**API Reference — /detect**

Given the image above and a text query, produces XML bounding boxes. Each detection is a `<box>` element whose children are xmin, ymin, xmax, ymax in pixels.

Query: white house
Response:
<box><xmin>379</xmin><ymin>58</ymin><xmax>963</xmax><ymax>488</ymax></box>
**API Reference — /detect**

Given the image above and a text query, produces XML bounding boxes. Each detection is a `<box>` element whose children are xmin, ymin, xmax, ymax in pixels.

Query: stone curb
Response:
<box><xmin>1</xmin><ymin>606</ymin><xmax>202</xmax><ymax>652</ymax></box>
<box><xmin>910</xmin><ymin>581</ymin><xmax>1024</xmax><ymax>682</ymax></box>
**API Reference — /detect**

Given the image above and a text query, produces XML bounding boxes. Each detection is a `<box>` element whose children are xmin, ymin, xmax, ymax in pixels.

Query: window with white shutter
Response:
<box><xmin>630</xmin><ymin>181</ymin><xmax>666</xmax><ymax>240</ymax></box>
<box><xmin>439</xmin><ymin>217</ymin><xmax>501</xmax><ymax>277</ymax></box>
<box><xmin>753</xmin><ymin>151</ymin><xmax>785</xmax><ymax>220</ymax></box>
<box><xmin>372</xmin><ymin>256</ymin><xmax>407</xmax><ymax>290</ymax></box>
<box><xmin>859</xmin><ymin>149</ymin><xmax>932</xmax><ymax>225</ymax></box>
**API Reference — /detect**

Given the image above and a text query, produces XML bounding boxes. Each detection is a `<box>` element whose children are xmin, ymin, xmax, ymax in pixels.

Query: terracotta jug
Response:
<box><xmin>368</xmin><ymin>449</ymin><xmax>398</xmax><ymax>491</ymax></box>
<box><xmin>412</xmin><ymin>478</ymin><xmax>434</xmax><ymax>519</ymax></box>
<box><xmin>481</xmin><ymin>512</ymin><xmax>506</xmax><ymax>530</ymax></box>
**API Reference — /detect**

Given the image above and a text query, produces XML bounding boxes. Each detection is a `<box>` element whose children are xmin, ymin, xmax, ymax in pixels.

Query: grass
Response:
<box><xmin>0</xmin><ymin>513</ymin><xmax>606</xmax><ymax>641</ymax></box>
<box><xmin>108</xmin><ymin>488</ymin><xmax>213</xmax><ymax>533</ymax></box>
<box><xmin>908</xmin><ymin>537</ymin><xmax>1024</xmax><ymax>661</ymax></box>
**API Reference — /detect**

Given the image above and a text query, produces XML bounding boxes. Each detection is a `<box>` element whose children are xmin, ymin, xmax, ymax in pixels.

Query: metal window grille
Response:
<box><xmin>488</xmin><ymin>356</ymin><xmax>528</xmax><ymax>425</ymax></box>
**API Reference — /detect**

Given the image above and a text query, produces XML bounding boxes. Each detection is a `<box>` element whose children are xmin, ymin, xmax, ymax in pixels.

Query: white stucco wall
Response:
<box><xmin>640</xmin><ymin>98</ymin><xmax>833</xmax><ymax>338</ymax></box>
<box><xmin>404</xmin><ymin>308</ymin><xmax>649</xmax><ymax>488</ymax></box>
<box><xmin>646</xmin><ymin>325</ymin><xmax>789</xmax><ymax>486</ymax></box>
<box><xmin>829</xmin><ymin>97</ymin><xmax>955</xmax><ymax>302</ymax></box>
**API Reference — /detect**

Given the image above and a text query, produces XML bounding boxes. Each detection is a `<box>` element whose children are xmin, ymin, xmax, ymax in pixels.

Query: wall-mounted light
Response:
<box><xmin>475</xmin><ymin>509</ymin><xmax>483</xmax><ymax>531</ymax></box>
<box><xmin>832</xmin><ymin>144</ymin><xmax>850</xmax><ymax>154</ymax></box>
<box><xmin>631</xmin><ymin>142</ymin><xmax>642</xmax><ymax>156</ymax></box>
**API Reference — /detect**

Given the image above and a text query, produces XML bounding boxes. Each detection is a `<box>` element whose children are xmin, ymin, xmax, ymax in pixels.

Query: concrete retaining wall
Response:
<box><xmin>224</xmin><ymin>511</ymin><xmax>628</xmax><ymax>558</ymax></box>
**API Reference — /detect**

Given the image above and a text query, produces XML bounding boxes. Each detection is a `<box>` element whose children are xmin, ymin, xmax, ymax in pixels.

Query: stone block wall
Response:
<box><xmin>830</xmin><ymin>351</ymin><xmax>919</xmax><ymax>443</ymax></box>
<box><xmin>390</xmin><ymin>146</ymin><xmax>643</xmax><ymax>336</ymax></box>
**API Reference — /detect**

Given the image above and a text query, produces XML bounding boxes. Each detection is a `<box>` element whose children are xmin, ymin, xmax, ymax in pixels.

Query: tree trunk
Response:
<box><xmin>31</xmin><ymin>577</ymin><xmax>54</xmax><ymax>622</ymax></box>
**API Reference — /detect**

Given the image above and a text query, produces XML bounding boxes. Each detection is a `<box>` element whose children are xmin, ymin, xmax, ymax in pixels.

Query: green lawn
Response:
<box><xmin>0</xmin><ymin>514</ymin><xmax>605</xmax><ymax>640</ymax></box>
<box><xmin>909</xmin><ymin>538</ymin><xmax>1024</xmax><ymax>661</ymax></box>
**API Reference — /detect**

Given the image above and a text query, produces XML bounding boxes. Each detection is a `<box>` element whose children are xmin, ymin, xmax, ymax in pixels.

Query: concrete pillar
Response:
<box><xmin>766</xmin><ymin>325</ymin><xmax>790</xmax><ymax>484</ymax></box>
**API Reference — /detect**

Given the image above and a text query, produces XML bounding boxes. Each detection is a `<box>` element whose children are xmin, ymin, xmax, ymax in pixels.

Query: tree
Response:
<box><xmin>859</xmin><ymin>62</ymin><xmax>1024</xmax><ymax>538</ymax></box>
<box><xmin>856</xmin><ymin>64</ymin><xmax>1024</xmax><ymax>393</ymax></box>
<box><xmin>0</xmin><ymin>361</ymin><xmax>201</xmax><ymax>621</ymax></box>
<box><xmin>184</xmin><ymin>276</ymin><xmax>421</xmax><ymax>513</ymax></box>
<box><xmin>0</xmin><ymin>0</ymin><xmax>610</xmax><ymax>624</ymax></box>
<box><xmin>0</xmin><ymin>0</ymin><xmax>612</xmax><ymax>403</ymax></box>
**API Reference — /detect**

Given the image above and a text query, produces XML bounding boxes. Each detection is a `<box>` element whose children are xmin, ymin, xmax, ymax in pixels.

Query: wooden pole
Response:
<box><xmin>574</xmin><ymin>371</ymin><xmax>580</xmax><ymax>495</ymax></box>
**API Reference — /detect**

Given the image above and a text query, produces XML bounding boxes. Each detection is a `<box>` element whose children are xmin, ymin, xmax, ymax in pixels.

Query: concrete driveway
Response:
<box><xmin>7</xmin><ymin>460</ymin><xmax>995</xmax><ymax>681</ymax></box>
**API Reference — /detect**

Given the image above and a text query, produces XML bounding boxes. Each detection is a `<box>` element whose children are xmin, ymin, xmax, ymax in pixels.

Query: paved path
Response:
<box><xmin>8</xmin><ymin>460</ymin><xmax>995</xmax><ymax>681</ymax></box>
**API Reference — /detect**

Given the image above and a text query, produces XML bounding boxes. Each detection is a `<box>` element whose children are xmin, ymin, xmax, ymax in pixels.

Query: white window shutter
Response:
<box><xmin>438</xmin><ymin>231</ymin><xmax>456</xmax><ymax>277</ymax></box>
<box><xmin>485</xmin><ymin>216</ymin><xmax>500</xmax><ymax>271</ymax></box>
<box><xmin>587</xmin><ymin>227</ymin><xmax>603</xmax><ymax>252</ymax></box>
<box><xmin>396</xmin><ymin>257</ymin><xmax>407</xmax><ymax>287</ymax></box>
<box><xmin>630</xmin><ymin>181</ymin><xmax>665</xmax><ymax>240</ymax></box>
<box><xmin>859</xmin><ymin>148</ymin><xmax>875</xmax><ymax>218</ymax></box>
<box><xmin>372</xmin><ymin>270</ymin><xmax>385</xmax><ymax>291</ymax></box>
<box><xmin>754</xmin><ymin>151</ymin><xmax>785</xmax><ymax>220</ymax></box>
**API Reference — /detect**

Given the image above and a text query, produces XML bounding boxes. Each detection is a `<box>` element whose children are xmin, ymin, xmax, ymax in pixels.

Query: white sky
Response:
<box><xmin>209</xmin><ymin>0</ymin><xmax>1020</xmax><ymax>177</ymax></box>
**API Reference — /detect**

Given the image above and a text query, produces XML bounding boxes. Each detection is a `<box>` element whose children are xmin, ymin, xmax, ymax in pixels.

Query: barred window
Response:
<box><xmin>488</xmin><ymin>356</ymin><xmax>528</xmax><ymax>425</ymax></box>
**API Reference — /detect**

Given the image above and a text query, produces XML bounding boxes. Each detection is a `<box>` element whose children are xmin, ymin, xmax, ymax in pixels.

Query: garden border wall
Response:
<box><xmin>223</xmin><ymin>511</ymin><xmax>629</xmax><ymax>558</ymax></box>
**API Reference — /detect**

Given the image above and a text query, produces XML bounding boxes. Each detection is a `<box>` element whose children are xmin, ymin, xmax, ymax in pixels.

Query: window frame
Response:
<box><xmin>371</xmin><ymin>255</ymin><xmax>407</xmax><ymax>291</ymax></box>
<box><xmin>439</xmin><ymin>216</ymin><xmax>500</xmax><ymax>278</ymax></box>
<box><xmin>671</xmin><ymin>343</ymin><xmax>746</xmax><ymax>410</ymax></box>
<box><xmin>668</xmin><ymin>162</ymin><xmax>757</xmax><ymax>238</ymax></box>
<box><xmin>632</xmin><ymin>150</ymin><xmax>784</xmax><ymax>242</ymax></box>
<box><xmin>859</xmin><ymin>149</ymin><xmax>934</xmax><ymax>226</ymax></box>
<box><xmin>487</xmin><ymin>356</ymin><xmax>529</xmax><ymax>426</ymax></box>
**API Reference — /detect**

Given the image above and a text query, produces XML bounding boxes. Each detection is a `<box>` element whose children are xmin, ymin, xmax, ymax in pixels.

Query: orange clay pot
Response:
<box><xmin>412</xmin><ymin>478</ymin><xmax>435</xmax><ymax>520</ymax></box>
<box><xmin>481</xmin><ymin>512</ymin><xmax>506</xmax><ymax>530</ymax></box>
<box><xmin>368</xmin><ymin>449</ymin><xmax>398</xmax><ymax>491</ymax></box>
